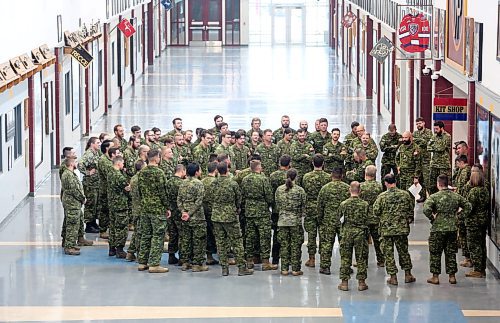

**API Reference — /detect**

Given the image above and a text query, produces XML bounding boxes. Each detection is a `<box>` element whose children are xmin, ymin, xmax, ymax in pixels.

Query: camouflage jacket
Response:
<box><xmin>289</xmin><ymin>140</ymin><xmax>314</xmax><ymax>172</ymax></box>
<box><xmin>98</xmin><ymin>154</ymin><xmax>114</xmax><ymax>194</ymax></box>
<box><xmin>166</xmin><ymin>176</ymin><xmax>184</xmax><ymax>218</ymax></box>
<box><xmin>302</xmin><ymin>170</ymin><xmax>331</xmax><ymax>213</ymax></box>
<box><xmin>130</xmin><ymin>174</ymin><xmax>141</xmax><ymax>219</ymax></box>
<box><xmin>210</xmin><ymin>176</ymin><xmax>242</xmax><ymax>223</ymax></box>
<box><xmin>241</xmin><ymin>172</ymin><xmax>273</xmax><ymax>218</ymax></box>
<box><xmin>173</xmin><ymin>145</ymin><xmax>192</xmax><ymax>166</ymax></box>
<box><xmin>201</xmin><ymin>175</ymin><xmax>217</xmax><ymax>216</ymax></box>
<box><xmin>396</xmin><ymin>142</ymin><xmax>422</xmax><ymax>177</ymax></box>
<box><xmin>317</xmin><ymin>179</ymin><xmax>350</xmax><ymax>226</ymax></box>
<box><xmin>379</xmin><ymin>132</ymin><xmax>402</xmax><ymax>165</ymax></box>
<box><xmin>255</xmin><ymin>143</ymin><xmax>278</xmax><ymax>176</ymax></box>
<box><xmin>107</xmin><ymin>168</ymin><xmax>129</xmax><ymax>211</ymax></box>
<box><xmin>78</xmin><ymin>149</ymin><xmax>100</xmax><ymax>184</ymax></box>
<box><xmin>273</xmin><ymin>127</ymin><xmax>296</xmax><ymax>143</ymax></box>
<box><xmin>123</xmin><ymin>146</ymin><xmax>138</xmax><ymax>179</ymax></box>
<box><xmin>322</xmin><ymin>141</ymin><xmax>347</xmax><ymax>171</ymax></box>
<box><xmin>346</xmin><ymin>159</ymin><xmax>374</xmax><ymax>183</ymax></box>
<box><xmin>61</xmin><ymin>170</ymin><xmax>86</xmax><ymax>210</ymax></box>
<box><xmin>309</xmin><ymin>131</ymin><xmax>331</xmax><ymax>153</ymax></box>
<box><xmin>234</xmin><ymin>167</ymin><xmax>252</xmax><ymax>186</ymax></box>
<box><xmin>412</xmin><ymin>128</ymin><xmax>433</xmax><ymax>162</ymax></box>
<box><xmin>455</xmin><ymin>165</ymin><xmax>471</xmax><ymax>197</ymax></box>
<box><xmin>192</xmin><ymin>144</ymin><xmax>211</xmax><ymax>175</ymax></box>
<box><xmin>423</xmin><ymin>188</ymin><xmax>471</xmax><ymax>232</ymax></box>
<box><xmin>138</xmin><ymin>165</ymin><xmax>169</xmax><ymax>215</ymax></box>
<box><xmin>159</xmin><ymin>158</ymin><xmax>176</xmax><ymax>180</ymax></box>
<box><xmin>215</xmin><ymin>143</ymin><xmax>235</xmax><ymax>161</ymax></box>
<box><xmin>275</xmin><ymin>184</ymin><xmax>306</xmax><ymax>226</ymax></box>
<box><xmin>276</xmin><ymin>139</ymin><xmax>293</xmax><ymax>159</ymax></box>
<box><xmin>230</xmin><ymin>145</ymin><xmax>250</xmax><ymax>171</ymax></box>
<box><xmin>373</xmin><ymin>187</ymin><xmax>414</xmax><ymax>236</ymax></box>
<box><xmin>177</xmin><ymin>177</ymin><xmax>205</xmax><ymax>221</ymax></box>
<box><xmin>352</xmin><ymin>142</ymin><xmax>379</xmax><ymax>163</ymax></box>
<box><xmin>269</xmin><ymin>169</ymin><xmax>287</xmax><ymax>213</ymax></box>
<box><xmin>114</xmin><ymin>137</ymin><xmax>128</xmax><ymax>152</ymax></box>
<box><xmin>428</xmin><ymin>133</ymin><xmax>451</xmax><ymax>169</ymax></box>
<box><xmin>339</xmin><ymin>196</ymin><xmax>369</xmax><ymax>230</ymax></box>
<box><xmin>359</xmin><ymin>179</ymin><xmax>383</xmax><ymax>225</ymax></box>
<box><xmin>344</xmin><ymin>132</ymin><xmax>358</xmax><ymax>150</ymax></box>
<box><xmin>466</xmin><ymin>186</ymin><xmax>490</xmax><ymax>227</ymax></box>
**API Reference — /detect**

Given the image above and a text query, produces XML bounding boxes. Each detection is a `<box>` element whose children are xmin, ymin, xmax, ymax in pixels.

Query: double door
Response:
<box><xmin>271</xmin><ymin>4</ymin><xmax>306</xmax><ymax>45</ymax></box>
<box><xmin>189</xmin><ymin>0</ymin><xmax>222</xmax><ymax>46</ymax></box>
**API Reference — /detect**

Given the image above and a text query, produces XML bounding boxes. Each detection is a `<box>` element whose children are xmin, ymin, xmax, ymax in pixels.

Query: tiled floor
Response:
<box><xmin>0</xmin><ymin>47</ymin><xmax>499</xmax><ymax>322</ymax></box>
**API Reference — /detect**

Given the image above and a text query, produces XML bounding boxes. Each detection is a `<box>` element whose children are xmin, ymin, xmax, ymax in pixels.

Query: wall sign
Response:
<box><xmin>71</xmin><ymin>44</ymin><xmax>93</xmax><ymax>69</ymax></box>
<box><xmin>433</xmin><ymin>98</ymin><xmax>468</xmax><ymax>121</ymax></box>
<box><xmin>342</xmin><ymin>11</ymin><xmax>357</xmax><ymax>28</ymax></box>
<box><xmin>370</xmin><ymin>36</ymin><xmax>394</xmax><ymax>64</ymax></box>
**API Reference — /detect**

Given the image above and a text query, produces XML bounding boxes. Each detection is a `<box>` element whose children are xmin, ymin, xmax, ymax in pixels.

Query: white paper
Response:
<box><xmin>408</xmin><ymin>183</ymin><xmax>422</xmax><ymax>199</ymax></box>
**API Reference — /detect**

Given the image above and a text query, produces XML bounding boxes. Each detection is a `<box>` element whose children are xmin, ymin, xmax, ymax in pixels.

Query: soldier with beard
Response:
<box><xmin>396</xmin><ymin>131</ymin><xmax>422</xmax><ymax>191</ymax></box>
<box><xmin>273</xmin><ymin>115</ymin><xmax>296</xmax><ymax>144</ymax></box>
<box><xmin>427</xmin><ymin>121</ymin><xmax>452</xmax><ymax>194</ymax></box>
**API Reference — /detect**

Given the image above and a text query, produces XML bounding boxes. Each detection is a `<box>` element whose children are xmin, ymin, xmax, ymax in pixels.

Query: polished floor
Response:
<box><xmin>1</xmin><ymin>47</ymin><xmax>500</xmax><ymax>323</ymax></box>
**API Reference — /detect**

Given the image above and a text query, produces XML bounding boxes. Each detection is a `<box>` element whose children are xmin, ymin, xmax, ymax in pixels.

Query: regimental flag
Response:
<box><xmin>117</xmin><ymin>19</ymin><xmax>136</xmax><ymax>38</ymax></box>
<box><xmin>161</xmin><ymin>0</ymin><xmax>173</xmax><ymax>10</ymax></box>
<box><xmin>398</xmin><ymin>13</ymin><xmax>430</xmax><ymax>53</ymax></box>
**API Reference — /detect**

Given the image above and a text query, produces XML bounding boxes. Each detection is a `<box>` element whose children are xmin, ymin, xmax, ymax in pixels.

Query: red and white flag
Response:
<box><xmin>117</xmin><ymin>19</ymin><xmax>136</xmax><ymax>38</ymax></box>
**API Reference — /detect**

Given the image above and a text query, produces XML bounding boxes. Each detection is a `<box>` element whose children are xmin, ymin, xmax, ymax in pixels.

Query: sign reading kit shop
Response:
<box><xmin>433</xmin><ymin>98</ymin><xmax>468</xmax><ymax>121</ymax></box>
<box><xmin>71</xmin><ymin>44</ymin><xmax>93</xmax><ymax>68</ymax></box>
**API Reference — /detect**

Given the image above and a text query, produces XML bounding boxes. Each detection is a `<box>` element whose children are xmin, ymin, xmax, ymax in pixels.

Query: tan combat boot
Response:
<box><xmin>292</xmin><ymin>270</ymin><xmax>303</xmax><ymax>276</ymax></box>
<box><xmin>64</xmin><ymin>248</ymin><xmax>80</xmax><ymax>256</ymax></box>
<box><xmin>181</xmin><ymin>262</ymin><xmax>192</xmax><ymax>271</ymax></box>
<box><xmin>125</xmin><ymin>252</ymin><xmax>136</xmax><ymax>262</ymax></box>
<box><xmin>77</xmin><ymin>237</ymin><xmax>93</xmax><ymax>246</ymax></box>
<box><xmin>149</xmin><ymin>266</ymin><xmax>169</xmax><ymax>273</ymax></box>
<box><xmin>238</xmin><ymin>267</ymin><xmax>254</xmax><ymax>276</ymax></box>
<box><xmin>281</xmin><ymin>270</ymin><xmax>289</xmax><ymax>276</ymax></box>
<box><xmin>427</xmin><ymin>274</ymin><xmax>440</xmax><ymax>285</ymax></box>
<box><xmin>192</xmin><ymin>264</ymin><xmax>209</xmax><ymax>272</ymax></box>
<box><xmin>246</xmin><ymin>258</ymin><xmax>254</xmax><ymax>269</ymax></box>
<box><xmin>137</xmin><ymin>264</ymin><xmax>149</xmax><ymax>271</ymax></box>
<box><xmin>262</xmin><ymin>259</ymin><xmax>278</xmax><ymax>271</ymax></box>
<box><xmin>404</xmin><ymin>270</ymin><xmax>416</xmax><ymax>283</ymax></box>
<box><xmin>460</xmin><ymin>258</ymin><xmax>472</xmax><ymax>268</ymax></box>
<box><xmin>358</xmin><ymin>279</ymin><xmax>368</xmax><ymax>291</ymax></box>
<box><xmin>305</xmin><ymin>255</ymin><xmax>315</xmax><ymax>268</ymax></box>
<box><xmin>448</xmin><ymin>274</ymin><xmax>457</xmax><ymax>284</ymax></box>
<box><xmin>465</xmin><ymin>270</ymin><xmax>485</xmax><ymax>278</ymax></box>
<box><xmin>387</xmin><ymin>274</ymin><xmax>398</xmax><ymax>285</ymax></box>
<box><xmin>338</xmin><ymin>280</ymin><xmax>349</xmax><ymax>291</ymax></box>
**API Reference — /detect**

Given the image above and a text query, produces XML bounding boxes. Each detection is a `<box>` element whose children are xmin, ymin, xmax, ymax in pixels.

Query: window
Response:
<box><xmin>112</xmin><ymin>42</ymin><xmax>115</xmax><ymax>75</ymax></box>
<box><xmin>98</xmin><ymin>49</ymin><xmax>103</xmax><ymax>86</ymax></box>
<box><xmin>64</xmin><ymin>71</ymin><xmax>71</xmax><ymax>115</ymax></box>
<box><xmin>14</xmin><ymin>104</ymin><xmax>22</xmax><ymax>160</ymax></box>
<box><xmin>34</xmin><ymin>73</ymin><xmax>43</xmax><ymax>167</ymax></box>
<box><xmin>93</xmin><ymin>41</ymin><xmax>100</xmax><ymax>111</ymax></box>
<box><xmin>72</xmin><ymin>59</ymin><xmax>80</xmax><ymax>130</ymax></box>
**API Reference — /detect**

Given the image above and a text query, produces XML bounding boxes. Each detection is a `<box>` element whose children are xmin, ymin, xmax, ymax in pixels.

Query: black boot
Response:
<box><xmin>168</xmin><ymin>253</ymin><xmax>179</xmax><ymax>264</ymax></box>
<box><xmin>116</xmin><ymin>247</ymin><xmax>127</xmax><ymax>259</ymax></box>
<box><xmin>108</xmin><ymin>247</ymin><xmax>116</xmax><ymax>257</ymax></box>
<box><xmin>85</xmin><ymin>221</ymin><xmax>100</xmax><ymax>233</ymax></box>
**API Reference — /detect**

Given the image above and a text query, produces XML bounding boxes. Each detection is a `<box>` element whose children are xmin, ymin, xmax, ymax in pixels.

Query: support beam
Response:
<box><xmin>468</xmin><ymin>81</ymin><xmax>476</xmax><ymax>165</ymax></box>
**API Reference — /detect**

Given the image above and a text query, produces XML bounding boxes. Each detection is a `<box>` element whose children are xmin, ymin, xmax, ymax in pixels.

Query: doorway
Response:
<box><xmin>189</xmin><ymin>0</ymin><xmax>223</xmax><ymax>46</ymax></box>
<box><xmin>271</xmin><ymin>4</ymin><xmax>306</xmax><ymax>45</ymax></box>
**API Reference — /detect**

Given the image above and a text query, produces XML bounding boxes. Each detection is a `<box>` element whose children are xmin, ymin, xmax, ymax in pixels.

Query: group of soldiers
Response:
<box><xmin>58</xmin><ymin>114</ymin><xmax>490</xmax><ymax>288</ymax></box>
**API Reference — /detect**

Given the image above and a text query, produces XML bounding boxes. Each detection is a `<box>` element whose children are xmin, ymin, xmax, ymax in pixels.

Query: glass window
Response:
<box><xmin>112</xmin><ymin>42</ymin><xmax>115</xmax><ymax>75</ymax></box>
<box><xmin>34</xmin><ymin>73</ymin><xmax>43</xmax><ymax>167</ymax></box>
<box><xmin>14</xmin><ymin>104</ymin><xmax>22</xmax><ymax>160</ymax></box>
<box><xmin>93</xmin><ymin>42</ymin><xmax>100</xmax><ymax>111</ymax></box>
<box><xmin>491</xmin><ymin>115</ymin><xmax>500</xmax><ymax>247</ymax></box>
<box><xmin>71</xmin><ymin>59</ymin><xmax>80</xmax><ymax>130</ymax></box>
<box><xmin>64</xmin><ymin>71</ymin><xmax>71</xmax><ymax>115</ymax></box>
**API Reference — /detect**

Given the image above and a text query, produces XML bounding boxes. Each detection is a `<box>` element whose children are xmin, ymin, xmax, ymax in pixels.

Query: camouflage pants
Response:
<box><xmin>381</xmin><ymin>163</ymin><xmax>398</xmax><ymax>190</ymax></box>
<box><xmin>97</xmin><ymin>192</ymin><xmax>110</xmax><ymax>233</ymax></box>
<box><xmin>63</xmin><ymin>209</ymin><xmax>84</xmax><ymax>249</ymax></box>
<box><xmin>271</xmin><ymin>212</ymin><xmax>281</xmax><ymax>264</ymax></box>
<box><xmin>380</xmin><ymin>235</ymin><xmax>412</xmax><ymax>275</ymax></box>
<box><xmin>167</xmin><ymin>215</ymin><xmax>182</xmax><ymax>255</ymax></box>
<box><xmin>398</xmin><ymin>170</ymin><xmax>415</xmax><ymax>191</ymax></box>
<box><xmin>109</xmin><ymin>210</ymin><xmax>129</xmax><ymax>248</ymax></box>
<box><xmin>429</xmin><ymin>167</ymin><xmax>452</xmax><ymax>194</ymax></box>
<box><xmin>61</xmin><ymin>208</ymin><xmax>84</xmax><ymax>242</ymax></box>
<box><xmin>213</xmin><ymin>221</ymin><xmax>246</xmax><ymax>268</ymax></box>
<box><xmin>180</xmin><ymin>221</ymin><xmax>207</xmax><ymax>266</ymax></box>
<box><xmin>340</xmin><ymin>228</ymin><xmax>369</xmax><ymax>280</ymax></box>
<box><xmin>319</xmin><ymin>223</ymin><xmax>340</xmax><ymax>269</ymax></box>
<box><xmin>245</xmin><ymin>217</ymin><xmax>272</xmax><ymax>260</ymax></box>
<box><xmin>458</xmin><ymin>220</ymin><xmax>469</xmax><ymax>258</ymax></box>
<box><xmin>467</xmin><ymin>225</ymin><xmax>487</xmax><ymax>272</ymax></box>
<box><xmin>206</xmin><ymin>212</ymin><xmax>217</xmax><ymax>255</ymax></box>
<box><xmin>367</xmin><ymin>223</ymin><xmax>385</xmax><ymax>264</ymax></box>
<box><xmin>82</xmin><ymin>181</ymin><xmax>99</xmax><ymax>223</ymax></box>
<box><xmin>138</xmin><ymin>213</ymin><xmax>167</xmax><ymax>267</ymax></box>
<box><xmin>429</xmin><ymin>231</ymin><xmax>458</xmax><ymax>274</ymax></box>
<box><xmin>304</xmin><ymin>215</ymin><xmax>319</xmax><ymax>255</ymax></box>
<box><xmin>128</xmin><ymin>215</ymin><xmax>141</xmax><ymax>254</ymax></box>
<box><xmin>278</xmin><ymin>225</ymin><xmax>304</xmax><ymax>272</ymax></box>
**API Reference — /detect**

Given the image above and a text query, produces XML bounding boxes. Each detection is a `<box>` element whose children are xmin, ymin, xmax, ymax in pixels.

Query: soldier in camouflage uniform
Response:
<box><xmin>302</xmin><ymin>154</ymin><xmax>331</xmax><ymax>267</ymax></box>
<box><xmin>210</xmin><ymin>162</ymin><xmax>254</xmax><ymax>276</ymax></box>
<box><xmin>126</xmin><ymin>160</ymin><xmax>146</xmax><ymax>261</ymax></box>
<box><xmin>317</xmin><ymin>167</ymin><xmax>350</xmax><ymax>274</ymax></box>
<box><xmin>123</xmin><ymin>136</ymin><xmax>141</xmax><ymax>179</ymax></box>
<box><xmin>144</xmin><ymin>130</ymin><xmax>162</xmax><ymax>152</ymax></box>
<box><xmin>269</xmin><ymin>155</ymin><xmax>291</xmax><ymax>265</ymax></box>
<box><xmin>97</xmin><ymin>143</ymin><xmax>120</xmax><ymax>239</ymax></box>
<box><xmin>177</xmin><ymin>163</ymin><xmax>208</xmax><ymax>272</ymax></box>
<box><xmin>322</xmin><ymin>128</ymin><xmax>347</xmax><ymax>173</ymax></box>
<box><xmin>215</xmin><ymin>131</ymin><xmax>235</xmax><ymax>161</ymax></box>
<box><xmin>379</xmin><ymin>124</ymin><xmax>402</xmax><ymax>189</ymax></box>
<box><xmin>465</xmin><ymin>170</ymin><xmax>490</xmax><ymax>278</ymax></box>
<box><xmin>230</xmin><ymin>131</ymin><xmax>251</xmax><ymax>173</ymax></box>
<box><xmin>346</xmin><ymin>148</ymin><xmax>374</xmax><ymax>183</ymax></box>
<box><xmin>241</xmin><ymin>160</ymin><xmax>277</xmax><ymax>270</ymax></box>
<box><xmin>423</xmin><ymin>174</ymin><xmax>471</xmax><ymax>284</ymax></box>
<box><xmin>192</xmin><ymin>130</ymin><xmax>214</xmax><ymax>175</ymax></box>
<box><xmin>159</xmin><ymin>146</ymin><xmax>176</xmax><ymax>180</ymax></box>
<box><xmin>107</xmin><ymin>156</ymin><xmax>131</xmax><ymax>258</ymax></box>
<box><xmin>78</xmin><ymin>137</ymin><xmax>101</xmax><ymax>233</ymax></box>
<box><xmin>255</xmin><ymin>129</ymin><xmax>278</xmax><ymax>176</ymax></box>
<box><xmin>309</xmin><ymin>118</ymin><xmax>331</xmax><ymax>154</ymax></box>
<box><xmin>275</xmin><ymin>169</ymin><xmax>306</xmax><ymax>276</ymax></box>
<box><xmin>61</xmin><ymin>157</ymin><xmax>86</xmax><ymax>256</ymax></box>
<box><xmin>162</xmin><ymin>117</ymin><xmax>183</xmax><ymax>142</ymax></box>
<box><xmin>165</xmin><ymin>164</ymin><xmax>186</xmax><ymax>265</ymax></box>
<box><xmin>373</xmin><ymin>174</ymin><xmax>416</xmax><ymax>285</ymax></box>
<box><xmin>413</xmin><ymin>117</ymin><xmax>433</xmax><ymax>201</ymax></box>
<box><xmin>396</xmin><ymin>131</ymin><xmax>422</xmax><ymax>190</ymax></box>
<box><xmin>453</xmin><ymin>154</ymin><xmax>473</xmax><ymax>267</ymax></box>
<box><xmin>359</xmin><ymin>165</ymin><xmax>384</xmax><ymax>267</ymax></box>
<box><xmin>276</xmin><ymin>128</ymin><xmax>294</xmax><ymax>158</ymax></box>
<box><xmin>247</xmin><ymin>117</ymin><xmax>263</xmax><ymax>140</ymax></box>
<box><xmin>201</xmin><ymin>162</ymin><xmax>219</xmax><ymax>265</ymax></box>
<box><xmin>427</xmin><ymin>121</ymin><xmax>452</xmax><ymax>194</ymax></box>
<box><xmin>352</xmin><ymin>133</ymin><xmax>378</xmax><ymax>164</ymax></box>
<box><xmin>272</xmin><ymin>115</ymin><xmax>296</xmax><ymax>144</ymax></box>
<box><xmin>290</xmin><ymin>129</ymin><xmax>314</xmax><ymax>185</ymax></box>
<box><xmin>137</xmin><ymin>150</ymin><xmax>169</xmax><ymax>273</ymax></box>
<box><xmin>248</xmin><ymin>131</ymin><xmax>261</xmax><ymax>155</ymax></box>
<box><xmin>112</xmin><ymin>124</ymin><xmax>128</xmax><ymax>152</ymax></box>
<box><xmin>344</xmin><ymin>121</ymin><xmax>360</xmax><ymax>149</ymax></box>
<box><xmin>338</xmin><ymin>181</ymin><xmax>369</xmax><ymax>291</ymax></box>
<box><xmin>173</xmin><ymin>133</ymin><xmax>193</xmax><ymax>166</ymax></box>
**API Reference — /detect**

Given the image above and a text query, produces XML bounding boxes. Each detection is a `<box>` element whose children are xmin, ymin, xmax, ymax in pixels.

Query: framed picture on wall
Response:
<box><xmin>5</xmin><ymin>109</ymin><xmax>15</xmax><ymax>141</ymax></box>
<box><xmin>446</xmin><ymin>0</ymin><xmax>467</xmax><ymax>72</ymax></box>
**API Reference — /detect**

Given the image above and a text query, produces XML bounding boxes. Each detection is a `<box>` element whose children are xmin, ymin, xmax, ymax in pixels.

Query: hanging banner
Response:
<box><xmin>398</xmin><ymin>13</ymin><xmax>430</xmax><ymax>53</ymax></box>
<box><xmin>433</xmin><ymin>98</ymin><xmax>468</xmax><ymax>121</ymax></box>
<box><xmin>117</xmin><ymin>19</ymin><xmax>136</xmax><ymax>38</ymax></box>
<box><xmin>370</xmin><ymin>36</ymin><xmax>394</xmax><ymax>64</ymax></box>
<box><xmin>342</xmin><ymin>11</ymin><xmax>357</xmax><ymax>28</ymax></box>
<box><xmin>71</xmin><ymin>44</ymin><xmax>93</xmax><ymax>69</ymax></box>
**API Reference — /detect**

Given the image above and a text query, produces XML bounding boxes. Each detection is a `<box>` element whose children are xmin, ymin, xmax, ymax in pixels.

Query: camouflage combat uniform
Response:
<box><xmin>107</xmin><ymin>167</ymin><xmax>130</xmax><ymax>249</ymax></box>
<box><xmin>273</xmin><ymin>128</ymin><xmax>296</xmax><ymax>144</ymax></box>
<box><xmin>379</xmin><ymin>132</ymin><xmax>402</xmax><ymax>188</ymax></box>
<box><xmin>61</xmin><ymin>169</ymin><xmax>86</xmax><ymax>249</ymax></box>
<box><xmin>345</xmin><ymin>159</ymin><xmax>374</xmax><ymax>183</ymax></box>
<box><xmin>201</xmin><ymin>175</ymin><xmax>217</xmax><ymax>256</ymax></box>
<box><xmin>423</xmin><ymin>188</ymin><xmax>471</xmax><ymax>275</ymax></box>
<box><xmin>78</xmin><ymin>149</ymin><xmax>100</xmax><ymax>224</ymax></box>
<box><xmin>159</xmin><ymin>158</ymin><xmax>176</xmax><ymax>180</ymax></box>
<box><xmin>317</xmin><ymin>179</ymin><xmax>350</xmax><ymax>270</ymax></box>
<box><xmin>455</xmin><ymin>165</ymin><xmax>471</xmax><ymax>259</ymax></box>
<box><xmin>166</xmin><ymin>175</ymin><xmax>185</xmax><ymax>257</ymax></box>
<box><xmin>173</xmin><ymin>145</ymin><xmax>192</xmax><ymax>167</ymax></box>
<box><xmin>127</xmin><ymin>173</ymin><xmax>142</xmax><ymax>256</ymax></box>
<box><xmin>373</xmin><ymin>187</ymin><xmax>415</xmax><ymax>276</ymax></box>
<box><xmin>275</xmin><ymin>183</ymin><xmax>306</xmax><ymax>272</ymax></box>
<box><xmin>309</xmin><ymin>131</ymin><xmax>331</xmax><ymax>154</ymax></box>
<box><xmin>413</xmin><ymin>127</ymin><xmax>433</xmax><ymax>194</ymax></box>
<box><xmin>255</xmin><ymin>143</ymin><xmax>278</xmax><ymax>176</ymax></box>
<box><xmin>322</xmin><ymin>141</ymin><xmax>347</xmax><ymax>172</ymax></box>
<box><xmin>339</xmin><ymin>196</ymin><xmax>369</xmax><ymax>281</ymax></box>
<box><xmin>269</xmin><ymin>168</ymin><xmax>287</xmax><ymax>263</ymax></box>
<box><xmin>276</xmin><ymin>139</ymin><xmax>293</xmax><ymax>159</ymax></box>
<box><xmin>289</xmin><ymin>140</ymin><xmax>314</xmax><ymax>185</ymax></box>
<box><xmin>359</xmin><ymin>179</ymin><xmax>384</xmax><ymax>265</ymax></box>
<box><xmin>97</xmin><ymin>154</ymin><xmax>114</xmax><ymax>233</ymax></box>
<box><xmin>122</xmin><ymin>146</ymin><xmax>138</xmax><ymax>179</ymax></box>
<box><xmin>427</xmin><ymin>133</ymin><xmax>452</xmax><ymax>194</ymax></box>
<box><xmin>466</xmin><ymin>186</ymin><xmax>490</xmax><ymax>273</ymax></box>
<box><xmin>396</xmin><ymin>142</ymin><xmax>422</xmax><ymax>190</ymax></box>
<box><xmin>230</xmin><ymin>144</ymin><xmax>250</xmax><ymax>172</ymax></box>
<box><xmin>192</xmin><ymin>144</ymin><xmax>211</xmax><ymax>175</ymax></box>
